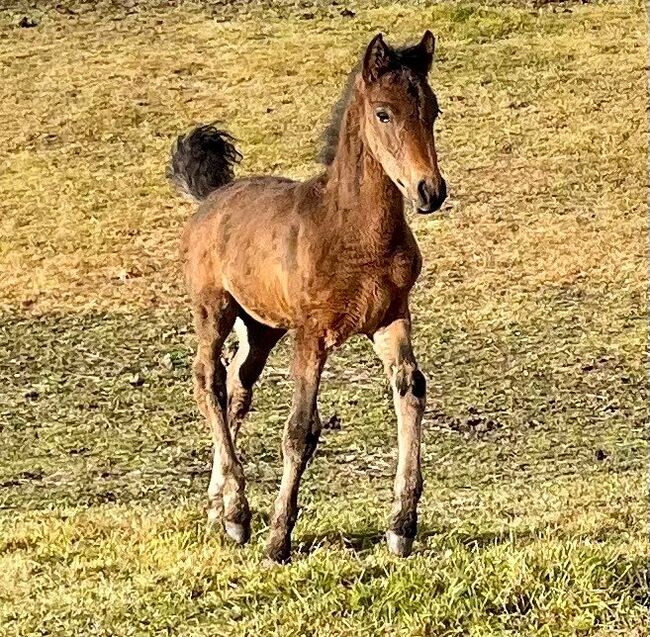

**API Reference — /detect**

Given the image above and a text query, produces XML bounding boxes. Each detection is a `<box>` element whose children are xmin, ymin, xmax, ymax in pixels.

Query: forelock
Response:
<box><xmin>378</xmin><ymin>68</ymin><xmax>428</xmax><ymax>117</ymax></box>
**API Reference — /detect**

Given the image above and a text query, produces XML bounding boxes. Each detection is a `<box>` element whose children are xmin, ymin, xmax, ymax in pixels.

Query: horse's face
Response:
<box><xmin>360</xmin><ymin>32</ymin><xmax>446</xmax><ymax>214</ymax></box>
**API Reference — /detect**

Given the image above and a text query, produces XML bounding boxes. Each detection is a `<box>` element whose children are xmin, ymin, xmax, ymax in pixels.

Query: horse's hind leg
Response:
<box><xmin>226</xmin><ymin>315</ymin><xmax>286</xmax><ymax>443</ymax></box>
<box><xmin>192</xmin><ymin>290</ymin><xmax>250</xmax><ymax>544</ymax></box>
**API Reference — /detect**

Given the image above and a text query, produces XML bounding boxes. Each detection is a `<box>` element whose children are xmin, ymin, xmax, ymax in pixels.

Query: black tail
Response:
<box><xmin>167</xmin><ymin>124</ymin><xmax>242</xmax><ymax>201</ymax></box>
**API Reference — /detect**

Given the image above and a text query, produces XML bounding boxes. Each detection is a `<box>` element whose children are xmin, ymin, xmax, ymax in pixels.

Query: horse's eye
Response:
<box><xmin>376</xmin><ymin>110</ymin><xmax>391</xmax><ymax>123</ymax></box>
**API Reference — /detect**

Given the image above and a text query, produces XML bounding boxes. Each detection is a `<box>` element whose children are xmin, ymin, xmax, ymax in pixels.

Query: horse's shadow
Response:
<box><xmin>249</xmin><ymin>498</ymin><xmax>527</xmax><ymax>558</ymax></box>
<box><xmin>294</xmin><ymin>528</ymin><xmax>386</xmax><ymax>555</ymax></box>
<box><xmin>291</xmin><ymin>524</ymin><xmax>524</xmax><ymax>557</ymax></box>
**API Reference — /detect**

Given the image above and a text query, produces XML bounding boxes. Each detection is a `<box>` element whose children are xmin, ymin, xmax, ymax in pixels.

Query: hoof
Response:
<box><xmin>224</xmin><ymin>521</ymin><xmax>250</xmax><ymax>545</ymax></box>
<box><xmin>266</xmin><ymin>538</ymin><xmax>291</xmax><ymax>564</ymax></box>
<box><xmin>386</xmin><ymin>531</ymin><xmax>414</xmax><ymax>557</ymax></box>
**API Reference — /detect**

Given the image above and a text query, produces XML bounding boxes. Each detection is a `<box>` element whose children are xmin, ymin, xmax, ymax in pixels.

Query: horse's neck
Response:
<box><xmin>325</xmin><ymin>98</ymin><xmax>405</xmax><ymax>251</ymax></box>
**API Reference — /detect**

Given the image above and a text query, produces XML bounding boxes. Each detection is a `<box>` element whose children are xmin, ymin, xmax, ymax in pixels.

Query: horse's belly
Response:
<box><xmin>223</xmin><ymin>264</ymin><xmax>296</xmax><ymax>329</ymax></box>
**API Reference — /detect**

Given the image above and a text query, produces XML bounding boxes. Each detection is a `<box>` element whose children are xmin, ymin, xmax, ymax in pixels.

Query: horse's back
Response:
<box><xmin>181</xmin><ymin>175</ymin><xmax>317</xmax><ymax>321</ymax></box>
<box><xmin>189</xmin><ymin>175</ymin><xmax>299</xmax><ymax>224</ymax></box>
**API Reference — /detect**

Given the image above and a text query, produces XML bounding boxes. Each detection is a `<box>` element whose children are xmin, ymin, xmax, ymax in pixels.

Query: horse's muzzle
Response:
<box><xmin>416</xmin><ymin>178</ymin><xmax>447</xmax><ymax>214</ymax></box>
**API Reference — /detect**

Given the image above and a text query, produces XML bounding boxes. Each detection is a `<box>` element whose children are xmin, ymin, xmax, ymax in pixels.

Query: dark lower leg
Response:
<box><xmin>266</xmin><ymin>335</ymin><xmax>325</xmax><ymax>562</ymax></box>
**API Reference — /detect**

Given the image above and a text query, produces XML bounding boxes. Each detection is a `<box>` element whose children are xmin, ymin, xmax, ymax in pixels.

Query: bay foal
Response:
<box><xmin>169</xmin><ymin>32</ymin><xmax>447</xmax><ymax>562</ymax></box>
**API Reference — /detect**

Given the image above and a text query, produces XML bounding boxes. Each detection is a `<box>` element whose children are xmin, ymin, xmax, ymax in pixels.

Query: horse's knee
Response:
<box><xmin>283</xmin><ymin>417</ymin><xmax>320</xmax><ymax>467</ymax></box>
<box><xmin>411</xmin><ymin>369</ymin><xmax>426</xmax><ymax>398</ymax></box>
<box><xmin>394</xmin><ymin>365</ymin><xmax>426</xmax><ymax>400</ymax></box>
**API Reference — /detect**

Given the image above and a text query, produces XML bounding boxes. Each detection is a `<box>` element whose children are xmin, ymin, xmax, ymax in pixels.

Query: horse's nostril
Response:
<box><xmin>417</xmin><ymin>179</ymin><xmax>430</xmax><ymax>206</ymax></box>
<box><xmin>416</xmin><ymin>178</ymin><xmax>447</xmax><ymax>213</ymax></box>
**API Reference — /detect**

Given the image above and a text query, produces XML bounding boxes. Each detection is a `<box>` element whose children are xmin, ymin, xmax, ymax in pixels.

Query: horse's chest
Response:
<box><xmin>387</xmin><ymin>247</ymin><xmax>422</xmax><ymax>291</ymax></box>
<box><xmin>316</xmin><ymin>248</ymin><xmax>421</xmax><ymax>343</ymax></box>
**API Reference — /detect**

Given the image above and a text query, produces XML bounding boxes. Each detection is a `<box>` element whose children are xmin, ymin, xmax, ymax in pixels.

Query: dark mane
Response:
<box><xmin>318</xmin><ymin>44</ymin><xmax>430</xmax><ymax>165</ymax></box>
<box><xmin>318</xmin><ymin>63</ymin><xmax>360</xmax><ymax>165</ymax></box>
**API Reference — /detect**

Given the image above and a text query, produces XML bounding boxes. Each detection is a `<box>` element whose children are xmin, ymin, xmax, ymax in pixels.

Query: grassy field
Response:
<box><xmin>0</xmin><ymin>0</ymin><xmax>647</xmax><ymax>635</ymax></box>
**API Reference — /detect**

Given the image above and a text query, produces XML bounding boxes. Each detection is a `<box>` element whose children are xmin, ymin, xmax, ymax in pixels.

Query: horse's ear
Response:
<box><xmin>362</xmin><ymin>33</ymin><xmax>393</xmax><ymax>83</ymax></box>
<box><xmin>414</xmin><ymin>30</ymin><xmax>436</xmax><ymax>74</ymax></box>
<box><xmin>395</xmin><ymin>30</ymin><xmax>435</xmax><ymax>76</ymax></box>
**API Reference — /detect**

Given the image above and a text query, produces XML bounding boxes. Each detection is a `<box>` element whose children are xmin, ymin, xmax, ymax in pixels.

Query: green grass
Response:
<box><xmin>0</xmin><ymin>1</ymin><xmax>647</xmax><ymax>635</ymax></box>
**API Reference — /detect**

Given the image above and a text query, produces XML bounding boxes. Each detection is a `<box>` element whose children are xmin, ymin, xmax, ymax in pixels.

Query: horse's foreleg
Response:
<box><xmin>193</xmin><ymin>292</ymin><xmax>250</xmax><ymax>545</ymax></box>
<box><xmin>373</xmin><ymin>317</ymin><xmax>425</xmax><ymax>557</ymax></box>
<box><xmin>266</xmin><ymin>332</ymin><xmax>326</xmax><ymax>562</ymax></box>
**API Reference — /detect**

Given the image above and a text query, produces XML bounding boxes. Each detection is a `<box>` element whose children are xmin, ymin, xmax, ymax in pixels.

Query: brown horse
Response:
<box><xmin>168</xmin><ymin>31</ymin><xmax>447</xmax><ymax>562</ymax></box>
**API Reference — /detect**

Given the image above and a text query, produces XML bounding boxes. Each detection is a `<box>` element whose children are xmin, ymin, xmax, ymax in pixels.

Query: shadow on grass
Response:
<box><xmin>294</xmin><ymin>528</ymin><xmax>385</xmax><ymax>555</ymax></box>
<box><xmin>294</xmin><ymin>524</ymin><xmax>532</xmax><ymax>556</ymax></box>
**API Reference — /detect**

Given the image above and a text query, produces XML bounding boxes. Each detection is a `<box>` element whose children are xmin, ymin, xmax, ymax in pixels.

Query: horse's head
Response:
<box><xmin>358</xmin><ymin>31</ymin><xmax>446</xmax><ymax>214</ymax></box>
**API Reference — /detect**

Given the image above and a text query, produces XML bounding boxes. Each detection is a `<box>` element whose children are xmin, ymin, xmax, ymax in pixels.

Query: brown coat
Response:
<box><xmin>169</xmin><ymin>30</ymin><xmax>446</xmax><ymax>562</ymax></box>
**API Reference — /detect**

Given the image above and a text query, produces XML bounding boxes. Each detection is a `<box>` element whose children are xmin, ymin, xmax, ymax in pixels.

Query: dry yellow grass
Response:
<box><xmin>0</xmin><ymin>1</ymin><xmax>646</xmax><ymax>318</ymax></box>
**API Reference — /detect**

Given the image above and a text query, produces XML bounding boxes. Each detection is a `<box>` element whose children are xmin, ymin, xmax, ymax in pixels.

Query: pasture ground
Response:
<box><xmin>0</xmin><ymin>1</ymin><xmax>647</xmax><ymax>635</ymax></box>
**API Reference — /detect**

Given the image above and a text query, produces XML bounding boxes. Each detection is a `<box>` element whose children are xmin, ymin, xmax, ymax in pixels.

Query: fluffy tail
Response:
<box><xmin>167</xmin><ymin>124</ymin><xmax>242</xmax><ymax>201</ymax></box>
